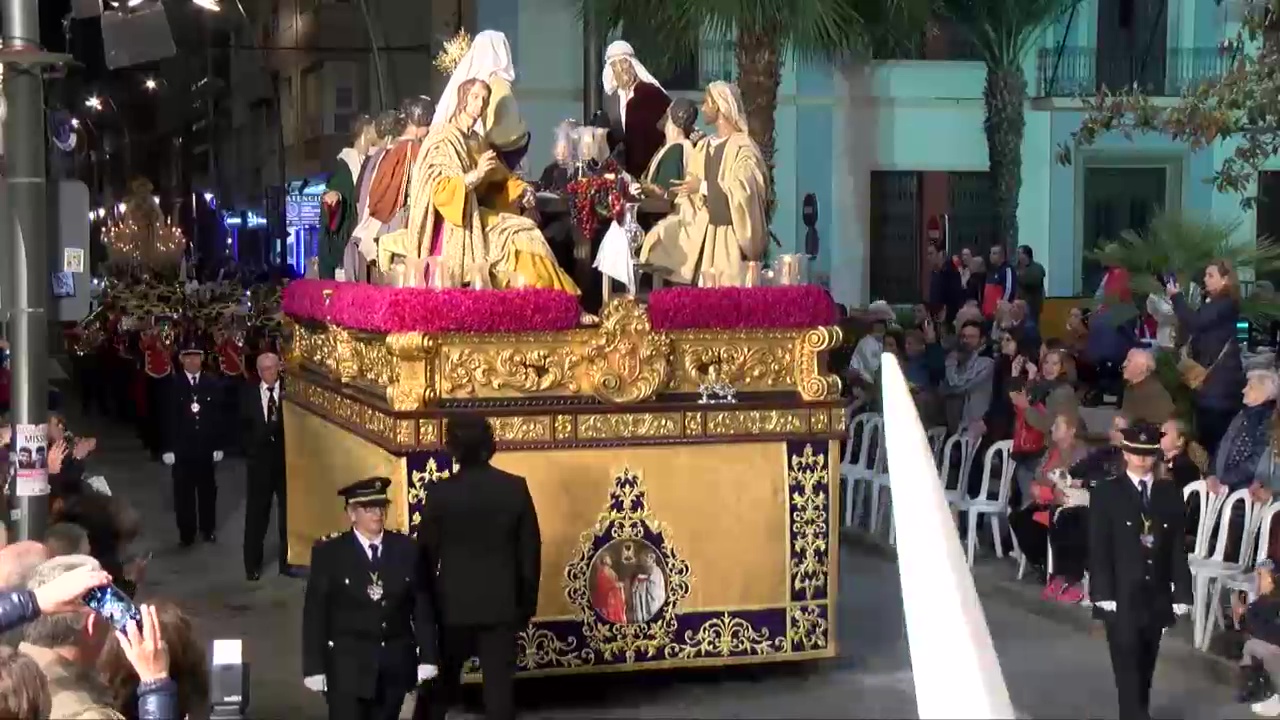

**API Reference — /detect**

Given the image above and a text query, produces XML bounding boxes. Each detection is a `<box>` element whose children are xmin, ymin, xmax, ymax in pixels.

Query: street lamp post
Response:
<box><xmin>85</xmin><ymin>93</ymin><xmax>133</xmax><ymax>182</ymax></box>
<box><xmin>0</xmin><ymin>0</ymin><xmax>66</xmax><ymax>542</ymax></box>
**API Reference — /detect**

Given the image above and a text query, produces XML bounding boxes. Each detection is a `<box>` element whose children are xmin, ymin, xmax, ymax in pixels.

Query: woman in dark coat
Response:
<box><xmin>1168</xmin><ymin>260</ymin><xmax>1246</xmax><ymax>456</ymax></box>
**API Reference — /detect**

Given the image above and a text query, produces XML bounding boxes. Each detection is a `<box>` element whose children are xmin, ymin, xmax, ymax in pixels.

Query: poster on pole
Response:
<box><xmin>11</xmin><ymin>424</ymin><xmax>50</xmax><ymax>497</ymax></box>
<box><xmin>64</xmin><ymin>248</ymin><xmax>85</xmax><ymax>273</ymax></box>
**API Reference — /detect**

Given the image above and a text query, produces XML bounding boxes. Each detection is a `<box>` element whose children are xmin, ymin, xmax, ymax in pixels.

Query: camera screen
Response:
<box><xmin>83</xmin><ymin>585</ymin><xmax>142</xmax><ymax>634</ymax></box>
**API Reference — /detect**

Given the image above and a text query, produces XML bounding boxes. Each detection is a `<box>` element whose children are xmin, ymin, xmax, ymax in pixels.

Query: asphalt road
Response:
<box><xmin>64</xmin><ymin>400</ymin><xmax>1248</xmax><ymax>719</ymax></box>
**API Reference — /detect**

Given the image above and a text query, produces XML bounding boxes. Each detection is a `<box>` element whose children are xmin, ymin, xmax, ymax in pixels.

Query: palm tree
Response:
<box><xmin>579</xmin><ymin>0</ymin><xmax>930</xmax><ymax>221</ymax></box>
<box><xmin>936</xmin><ymin>0</ymin><xmax>1083</xmax><ymax>248</ymax></box>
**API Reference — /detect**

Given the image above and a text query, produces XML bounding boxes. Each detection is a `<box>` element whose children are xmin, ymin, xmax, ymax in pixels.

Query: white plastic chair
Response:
<box><xmin>955</xmin><ymin>439</ymin><xmax>1016</xmax><ymax>567</ymax></box>
<box><xmin>1205</xmin><ymin>500</ymin><xmax>1280</xmax><ymax>646</ymax></box>
<box><xmin>926</xmin><ymin>426</ymin><xmax>947</xmax><ymax>466</ymax></box>
<box><xmin>937</xmin><ymin>433</ymin><xmax>976</xmax><ymax>508</ymax></box>
<box><xmin>1190</xmin><ymin>488</ymin><xmax>1261</xmax><ymax>650</ymax></box>
<box><xmin>1184</xmin><ymin>480</ymin><xmax>1229</xmax><ymax>560</ymax></box>
<box><xmin>841</xmin><ymin>411</ymin><xmax>882</xmax><ymax>529</ymax></box>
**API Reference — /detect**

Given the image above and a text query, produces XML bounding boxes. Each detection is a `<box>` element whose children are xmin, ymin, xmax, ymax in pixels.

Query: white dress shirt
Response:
<box><xmin>354</xmin><ymin>530</ymin><xmax>384</xmax><ymax>562</ymax></box>
<box><xmin>1126</xmin><ymin>471</ymin><xmax>1154</xmax><ymax>496</ymax></box>
<box><xmin>260</xmin><ymin>382</ymin><xmax>280</xmax><ymax>421</ymax></box>
<box><xmin>186</xmin><ymin>372</ymin><xmax>200</xmax><ymax>386</ymax></box>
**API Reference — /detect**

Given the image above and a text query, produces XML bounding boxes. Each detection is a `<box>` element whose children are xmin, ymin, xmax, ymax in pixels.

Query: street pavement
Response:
<box><xmin>63</xmin><ymin>399</ymin><xmax>1250</xmax><ymax>719</ymax></box>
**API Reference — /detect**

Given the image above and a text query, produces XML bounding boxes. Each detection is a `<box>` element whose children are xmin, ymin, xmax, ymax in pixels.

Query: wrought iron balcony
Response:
<box><xmin>1036</xmin><ymin>46</ymin><xmax>1230</xmax><ymax>97</ymax></box>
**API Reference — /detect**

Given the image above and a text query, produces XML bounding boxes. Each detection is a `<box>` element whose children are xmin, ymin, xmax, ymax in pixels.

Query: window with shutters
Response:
<box><xmin>301</xmin><ymin>63</ymin><xmax>324</xmax><ymax>139</ymax></box>
<box><xmin>326</xmin><ymin>61</ymin><xmax>360</xmax><ymax>136</ymax></box>
<box><xmin>869</xmin><ymin>172</ymin><xmax>922</xmax><ymax>303</ymax></box>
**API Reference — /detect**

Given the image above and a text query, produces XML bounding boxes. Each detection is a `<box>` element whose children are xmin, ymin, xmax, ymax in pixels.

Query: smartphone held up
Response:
<box><xmin>83</xmin><ymin>584</ymin><xmax>142</xmax><ymax>634</ymax></box>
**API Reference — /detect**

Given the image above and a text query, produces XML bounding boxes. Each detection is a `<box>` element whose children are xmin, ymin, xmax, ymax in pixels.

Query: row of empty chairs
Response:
<box><xmin>840</xmin><ymin>408</ymin><xmax>1016</xmax><ymax>565</ymax></box>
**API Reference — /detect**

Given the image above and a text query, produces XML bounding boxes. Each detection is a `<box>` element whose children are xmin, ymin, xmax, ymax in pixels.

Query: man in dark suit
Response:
<box><xmin>1089</xmin><ymin>422</ymin><xmax>1194</xmax><ymax>720</ymax></box>
<box><xmin>241</xmin><ymin>351</ymin><xmax>290</xmax><ymax>580</ymax></box>
<box><xmin>598</xmin><ymin>40</ymin><xmax>672</xmax><ymax>178</ymax></box>
<box><xmin>413</xmin><ymin>416</ymin><xmax>542</xmax><ymax>720</ymax></box>
<box><xmin>302</xmin><ymin>477</ymin><xmax>439</xmax><ymax>720</ymax></box>
<box><xmin>160</xmin><ymin>343</ymin><xmax>226</xmax><ymax>547</ymax></box>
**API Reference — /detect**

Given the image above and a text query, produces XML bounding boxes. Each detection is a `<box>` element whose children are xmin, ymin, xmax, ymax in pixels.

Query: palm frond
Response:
<box><xmin>1086</xmin><ymin>210</ymin><xmax>1280</xmax><ymax>322</ymax></box>
<box><xmin>937</xmin><ymin>0</ymin><xmax>1083</xmax><ymax>67</ymax></box>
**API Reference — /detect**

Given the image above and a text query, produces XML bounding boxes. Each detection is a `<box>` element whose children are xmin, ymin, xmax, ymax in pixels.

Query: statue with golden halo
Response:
<box><xmin>104</xmin><ymin>178</ymin><xmax>186</xmax><ymax>278</ymax></box>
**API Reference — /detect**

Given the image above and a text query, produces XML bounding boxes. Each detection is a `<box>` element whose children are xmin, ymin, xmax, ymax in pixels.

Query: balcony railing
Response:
<box><xmin>1036</xmin><ymin>46</ymin><xmax>1230</xmax><ymax>97</ymax></box>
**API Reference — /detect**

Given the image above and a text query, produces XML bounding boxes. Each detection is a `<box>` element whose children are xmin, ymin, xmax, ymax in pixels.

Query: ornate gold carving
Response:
<box><xmin>577</xmin><ymin>413</ymin><xmax>681</xmax><ymax>441</ymax></box>
<box><xmin>665</xmin><ymin>613</ymin><xmax>786</xmax><ymax>660</ymax></box>
<box><xmin>328</xmin><ymin>326</ymin><xmax>359</xmax><ymax>383</ymax></box>
<box><xmin>793</xmin><ymin>327</ymin><xmax>842</xmax><ymax>402</ymax></box>
<box><xmin>705</xmin><ymin>410</ymin><xmax>807</xmax><ymax>437</ymax></box>
<box><xmin>831</xmin><ymin>407</ymin><xmax>848</xmax><ymax>433</ymax></box>
<box><xmin>675</xmin><ymin>340</ymin><xmax>794</xmax><ymax>390</ymax></box>
<box><xmin>787</xmin><ymin>605</ymin><xmax>829</xmax><ymax>652</ymax></box>
<box><xmin>810</xmin><ymin>408</ymin><xmax>830</xmax><ymax>433</ymax></box>
<box><xmin>554</xmin><ymin>415</ymin><xmax>575</xmax><ymax>441</ymax></box>
<box><xmin>582</xmin><ymin>297</ymin><xmax>671</xmax><ymax>404</ymax></box>
<box><xmin>518</xmin><ymin>627</ymin><xmax>593</xmax><ymax>670</ymax></box>
<box><xmin>683</xmin><ymin>412</ymin><xmax>703</xmax><ymax>437</ymax></box>
<box><xmin>418</xmin><ymin>419</ymin><xmax>439</xmax><ymax>446</ymax></box>
<box><xmin>382</xmin><ymin>333</ymin><xmax>435</xmax><ymax>411</ymax></box>
<box><xmin>788</xmin><ymin>444</ymin><xmax>830</xmax><ymax>602</ymax></box>
<box><xmin>489</xmin><ymin>416</ymin><xmax>554</xmax><ymax>443</ymax></box>
<box><xmin>439</xmin><ymin>346</ymin><xmax>583</xmax><ymax>397</ymax></box>
<box><xmin>287</xmin><ymin>377</ymin><xmax>399</xmax><ymax>447</ymax></box>
<box><xmin>564</xmin><ymin>469</ymin><xmax>692</xmax><ymax>663</ymax></box>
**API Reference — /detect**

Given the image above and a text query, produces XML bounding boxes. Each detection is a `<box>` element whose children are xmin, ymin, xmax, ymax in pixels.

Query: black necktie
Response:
<box><xmin>1138</xmin><ymin>480</ymin><xmax>1150</xmax><ymax>507</ymax></box>
<box><xmin>190</xmin><ymin>374</ymin><xmax>198</xmax><ymax>387</ymax></box>
<box><xmin>370</xmin><ymin>543</ymin><xmax>380</xmax><ymax>564</ymax></box>
<box><xmin>266</xmin><ymin>386</ymin><xmax>278</xmax><ymax>423</ymax></box>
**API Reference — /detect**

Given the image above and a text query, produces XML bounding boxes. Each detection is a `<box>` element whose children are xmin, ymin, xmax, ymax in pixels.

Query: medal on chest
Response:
<box><xmin>190</xmin><ymin>400</ymin><xmax>201</xmax><ymax>415</ymax></box>
<box><xmin>1140</xmin><ymin>516</ymin><xmax>1154</xmax><ymax>549</ymax></box>
<box><xmin>367</xmin><ymin>571</ymin><xmax>383</xmax><ymax>601</ymax></box>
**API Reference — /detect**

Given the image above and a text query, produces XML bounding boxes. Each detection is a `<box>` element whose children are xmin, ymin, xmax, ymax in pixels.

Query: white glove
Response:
<box><xmin>303</xmin><ymin>674</ymin><xmax>327</xmax><ymax>692</ymax></box>
<box><xmin>1173</xmin><ymin>603</ymin><xmax>1191</xmax><ymax>616</ymax></box>
<box><xmin>1096</xmin><ymin>600</ymin><xmax>1117</xmax><ymax>612</ymax></box>
<box><xmin>213</xmin><ymin>450</ymin><xmax>224</xmax><ymax>463</ymax></box>
<box><xmin>161</xmin><ymin>452</ymin><xmax>175</xmax><ymax>466</ymax></box>
<box><xmin>416</xmin><ymin>664</ymin><xmax>438</xmax><ymax>683</ymax></box>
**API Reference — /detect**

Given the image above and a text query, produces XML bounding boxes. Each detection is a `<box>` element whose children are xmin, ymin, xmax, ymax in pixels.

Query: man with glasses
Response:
<box><xmin>301</xmin><ymin>477</ymin><xmax>439</xmax><ymax>720</ymax></box>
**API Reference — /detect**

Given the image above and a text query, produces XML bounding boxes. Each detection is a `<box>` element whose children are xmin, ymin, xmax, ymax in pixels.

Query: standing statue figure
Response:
<box><xmin>641</xmin><ymin>82</ymin><xmax>768</xmax><ymax>287</ymax></box>
<box><xmin>358</xmin><ymin>97</ymin><xmax>433</xmax><ymax>279</ymax></box>
<box><xmin>319</xmin><ymin>115</ymin><xmax>377</xmax><ymax>280</ymax></box>
<box><xmin>431</xmin><ymin>30</ymin><xmax>530</xmax><ymax>172</ymax></box>
<box><xmin>348</xmin><ymin>110</ymin><xmax>404</xmax><ymax>282</ymax></box>
<box><xmin>599</xmin><ymin>41</ymin><xmax>672</xmax><ymax>178</ymax></box>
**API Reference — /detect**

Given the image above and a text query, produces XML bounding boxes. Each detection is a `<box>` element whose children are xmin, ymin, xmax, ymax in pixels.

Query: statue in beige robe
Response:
<box><xmin>640</xmin><ymin>82</ymin><xmax>767</xmax><ymax>286</ymax></box>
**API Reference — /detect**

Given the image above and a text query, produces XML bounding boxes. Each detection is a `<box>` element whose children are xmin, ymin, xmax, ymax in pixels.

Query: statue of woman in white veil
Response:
<box><xmin>431</xmin><ymin>30</ymin><xmax>530</xmax><ymax>171</ymax></box>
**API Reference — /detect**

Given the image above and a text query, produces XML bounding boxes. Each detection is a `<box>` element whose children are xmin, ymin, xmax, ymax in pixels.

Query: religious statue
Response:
<box><xmin>432</xmin><ymin>30</ymin><xmax>530</xmax><ymax>171</ymax></box>
<box><xmin>358</xmin><ymin>97</ymin><xmax>434</xmax><ymax>274</ymax></box>
<box><xmin>599</xmin><ymin>41</ymin><xmax>672</xmax><ymax>178</ymax></box>
<box><xmin>640</xmin><ymin>97</ymin><xmax>698</xmax><ymax>197</ymax></box>
<box><xmin>640</xmin><ymin>82</ymin><xmax>768</xmax><ymax>287</ymax></box>
<box><xmin>348</xmin><ymin>110</ymin><xmax>404</xmax><ymax>282</ymax></box>
<box><xmin>319</xmin><ymin>115</ymin><xmax>377</xmax><ymax>280</ymax></box>
<box><xmin>104</xmin><ymin>178</ymin><xmax>186</xmax><ymax>277</ymax></box>
<box><xmin>395</xmin><ymin>78</ymin><xmax>579</xmax><ymax>292</ymax></box>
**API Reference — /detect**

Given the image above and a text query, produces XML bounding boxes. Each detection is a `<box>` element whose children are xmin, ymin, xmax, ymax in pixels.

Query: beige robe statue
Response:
<box><xmin>640</xmin><ymin>82</ymin><xmax>767</xmax><ymax>286</ymax></box>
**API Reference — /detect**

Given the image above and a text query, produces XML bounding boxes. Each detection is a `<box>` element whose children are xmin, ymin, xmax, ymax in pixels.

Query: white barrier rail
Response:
<box><xmin>880</xmin><ymin>355</ymin><xmax>1015</xmax><ymax>719</ymax></box>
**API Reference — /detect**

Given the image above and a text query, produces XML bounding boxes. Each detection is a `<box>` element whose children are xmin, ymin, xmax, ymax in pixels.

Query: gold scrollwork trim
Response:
<box><xmin>577</xmin><ymin>412</ymin><xmax>682</xmax><ymax>441</ymax></box>
<box><xmin>439</xmin><ymin>345</ymin><xmax>583</xmax><ymax>397</ymax></box>
<box><xmin>788</xmin><ymin>444</ymin><xmax>830</xmax><ymax>602</ymax></box>
<box><xmin>287</xmin><ymin>378</ymin><xmax>399</xmax><ymax>448</ymax></box>
<box><xmin>705</xmin><ymin>410</ymin><xmax>807</xmax><ymax>437</ymax></box>
<box><xmin>663</xmin><ymin>613</ymin><xmax>787</xmax><ymax>660</ymax></box>
<box><xmin>518</xmin><ymin>628</ymin><xmax>593</xmax><ymax>670</ymax></box>
<box><xmin>794</xmin><ymin>327</ymin><xmax>843</xmax><ymax>402</ymax></box>
<box><xmin>787</xmin><ymin>604</ymin><xmax>829</xmax><ymax>652</ymax></box>
<box><xmin>671</xmin><ymin>338</ymin><xmax>795</xmax><ymax>392</ymax></box>
<box><xmin>554</xmin><ymin>415</ymin><xmax>575</xmax><ymax>442</ymax></box>
<box><xmin>490</xmin><ymin>416</ymin><xmax>554</xmax><ymax>443</ymax></box>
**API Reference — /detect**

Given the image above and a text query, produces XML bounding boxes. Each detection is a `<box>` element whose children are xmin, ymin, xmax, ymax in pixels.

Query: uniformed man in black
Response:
<box><xmin>1089</xmin><ymin>422</ymin><xmax>1194</xmax><ymax>720</ymax></box>
<box><xmin>302</xmin><ymin>477</ymin><xmax>439</xmax><ymax>720</ymax></box>
<box><xmin>160</xmin><ymin>343</ymin><xmax>226</xmax><ymax>546</ymax></box>
<box><xmin>413</xmin><ymin>416</ymin><xmax>542</xmax><ymax>720</ymax></box>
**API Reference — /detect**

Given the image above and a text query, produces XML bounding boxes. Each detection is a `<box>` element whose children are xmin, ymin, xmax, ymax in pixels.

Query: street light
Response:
<box><xmin>192</xmin><ymin>0</ymin><xmax>222</xmax><ymax>11</ymax></box>
<box><xmin>144</xmin><ymin>78</ymin><xmax>157</xmax><ymax>91</ymax></box>
<box><xmin>85</xmin><ymin>96</ymin><xmax>103</xmax><ymax>111</ymax></box>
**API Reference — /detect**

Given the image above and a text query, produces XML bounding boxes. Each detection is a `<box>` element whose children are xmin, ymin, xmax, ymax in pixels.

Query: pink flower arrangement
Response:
<box><xmin>648</xmin><ymin>286</ymin><xmax>837</xmax><ymax>331</ymax></box>
<box><xmin>281</xmin><ymin>280</ymin><xmax>580</xmax><ymax>334</ymax></box>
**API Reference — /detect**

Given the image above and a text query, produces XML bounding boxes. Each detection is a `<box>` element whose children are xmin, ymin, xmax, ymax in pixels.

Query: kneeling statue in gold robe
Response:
<box><xmin>403</xmin><ymin>78</ymin><xmax>579</xmax><ymax>293</ymax></box>
<box><xmin>641</xmin><ymin>81</ymin><xmax>768</xmax><ymax>286</ymax></box>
